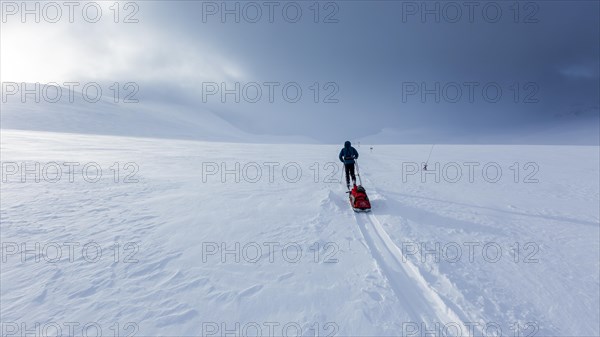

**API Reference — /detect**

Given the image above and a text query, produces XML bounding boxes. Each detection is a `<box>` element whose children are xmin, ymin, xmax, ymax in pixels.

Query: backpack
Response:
<box><xmin>343</xmin><ymin>147</ymin><xmax>355</xmax><ymax>161</ymax></box>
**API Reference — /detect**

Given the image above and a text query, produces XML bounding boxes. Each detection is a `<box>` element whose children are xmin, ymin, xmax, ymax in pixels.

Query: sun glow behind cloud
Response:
<box><xmin>1</xmin><ymin>16</ymin><xmax>246</xmax><ymax>86</ymax></box>
<box><xmin>1</xmin><ymin>24</ymin><xmax>75</xmax><ymax>83</ymax></box>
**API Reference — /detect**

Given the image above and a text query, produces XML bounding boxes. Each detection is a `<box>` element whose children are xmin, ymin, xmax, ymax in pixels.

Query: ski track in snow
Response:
<box><xmin>346</xmin><ymin>167</ymin><xmax>479</xmax><ymax>336</ymax></box>
<box><xmin>353</xmin><ymin>210</ymin><xmax>472</xmax><ymax>335</ymax></box>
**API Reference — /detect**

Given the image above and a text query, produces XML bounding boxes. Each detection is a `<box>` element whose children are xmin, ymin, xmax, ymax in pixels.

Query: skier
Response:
<box><xmin>339</xmin><ymin>141</ymin><xmax>359</xmax><ymax>189</ymax></box>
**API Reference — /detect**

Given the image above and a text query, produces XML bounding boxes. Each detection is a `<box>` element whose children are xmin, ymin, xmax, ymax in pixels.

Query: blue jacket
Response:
<box><xmin>339</xmin><ymin>141</ymin><xmax>359</xmax><ymax>165</ymax></box>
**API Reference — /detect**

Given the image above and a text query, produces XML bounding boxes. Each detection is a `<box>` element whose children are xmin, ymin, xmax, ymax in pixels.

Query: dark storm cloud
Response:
<box><xmin>4</xmin><ymin>0</ymin><xmax>598</xmax><ymax>142</ymax></box>
<box><xmin>134</xmin><ymin>1</ymin><xmax>598</xmax><ymax>142</ymax></box>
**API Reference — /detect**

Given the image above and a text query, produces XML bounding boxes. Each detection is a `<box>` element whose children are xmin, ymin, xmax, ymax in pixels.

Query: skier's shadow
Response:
<box><xmin>382</xmin><ymin>191</ymin><xmax>599</xmax><ymax>230</ymax></box>
<box><xmin>372</xmin><ymin>191</ymin><xmax>502</xmax><ymax>235</ymax></box>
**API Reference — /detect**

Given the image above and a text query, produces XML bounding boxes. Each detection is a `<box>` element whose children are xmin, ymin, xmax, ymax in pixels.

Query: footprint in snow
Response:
<box><xmin>363</xmin><ymin>289</ymin><xmax>383</xmax><ymax>302</ymax></box>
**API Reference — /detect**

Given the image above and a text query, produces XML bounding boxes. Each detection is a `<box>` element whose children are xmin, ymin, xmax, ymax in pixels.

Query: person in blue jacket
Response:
<box><xmin>339</xmin><ymin>140</ymin><xmax>359</xmax><ymax>188</ymax></box>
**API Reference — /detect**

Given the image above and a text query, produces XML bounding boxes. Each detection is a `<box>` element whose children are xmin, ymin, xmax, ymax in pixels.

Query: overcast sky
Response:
<box><xmin>2</xmin><ymin>1</ymin><xmax>598</xmax><ymax>142</ymax></box>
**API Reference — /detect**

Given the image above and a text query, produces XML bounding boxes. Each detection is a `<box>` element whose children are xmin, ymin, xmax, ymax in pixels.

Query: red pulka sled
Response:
<box><xmin>349</xmin><ymin>184</ymin><xmax>371</xmax><ymax>212</ymax></box>
<box><xmin>348</xmin><ymin>160</ymin><xmax>372</xmax><ymax>212</ymax></box>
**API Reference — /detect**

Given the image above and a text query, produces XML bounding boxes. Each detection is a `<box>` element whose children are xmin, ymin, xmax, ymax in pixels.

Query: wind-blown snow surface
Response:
<box><xmin>0</xmin><ymin>92</ymin><xmax>315</xmax><ymax>144</ymax></box>
<box><xmin>1</xmin><ymin>129</ymin><xmax>599</xmax><ymax>336</ymax></box>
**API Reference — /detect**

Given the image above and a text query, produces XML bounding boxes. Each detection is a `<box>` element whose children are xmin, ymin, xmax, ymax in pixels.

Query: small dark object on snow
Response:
<box><xmin>423</xmin><ymin>164</ymin><xmax>428</xmax><ymax>171</ymax></box>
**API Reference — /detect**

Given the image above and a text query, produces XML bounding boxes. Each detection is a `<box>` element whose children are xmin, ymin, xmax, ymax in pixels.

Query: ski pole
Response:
<box><xmin>355</xmin><ymin>159</ymin><xmax>363</xmax><ymax>186</ymax></box>
<box><xmin>425</xmin><ymin>144</ymin><xmax>435</xmax><ymax>168</ymax></box>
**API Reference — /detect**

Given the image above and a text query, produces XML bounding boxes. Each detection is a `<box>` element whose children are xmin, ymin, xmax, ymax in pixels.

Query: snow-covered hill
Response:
<box><xmin>1</xmin><ymin>129</ymin><xmax>598</xmax><ymax>336</ymax></box>
<box><xmin>2</xmin><ymin>84</ymin><xmax>598</xmax><ymax>145</ymax></box>
<box><xmin>0</xmin><ymin>86</ymin><xmax>315</xmax><ymax>143</ymax></box>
